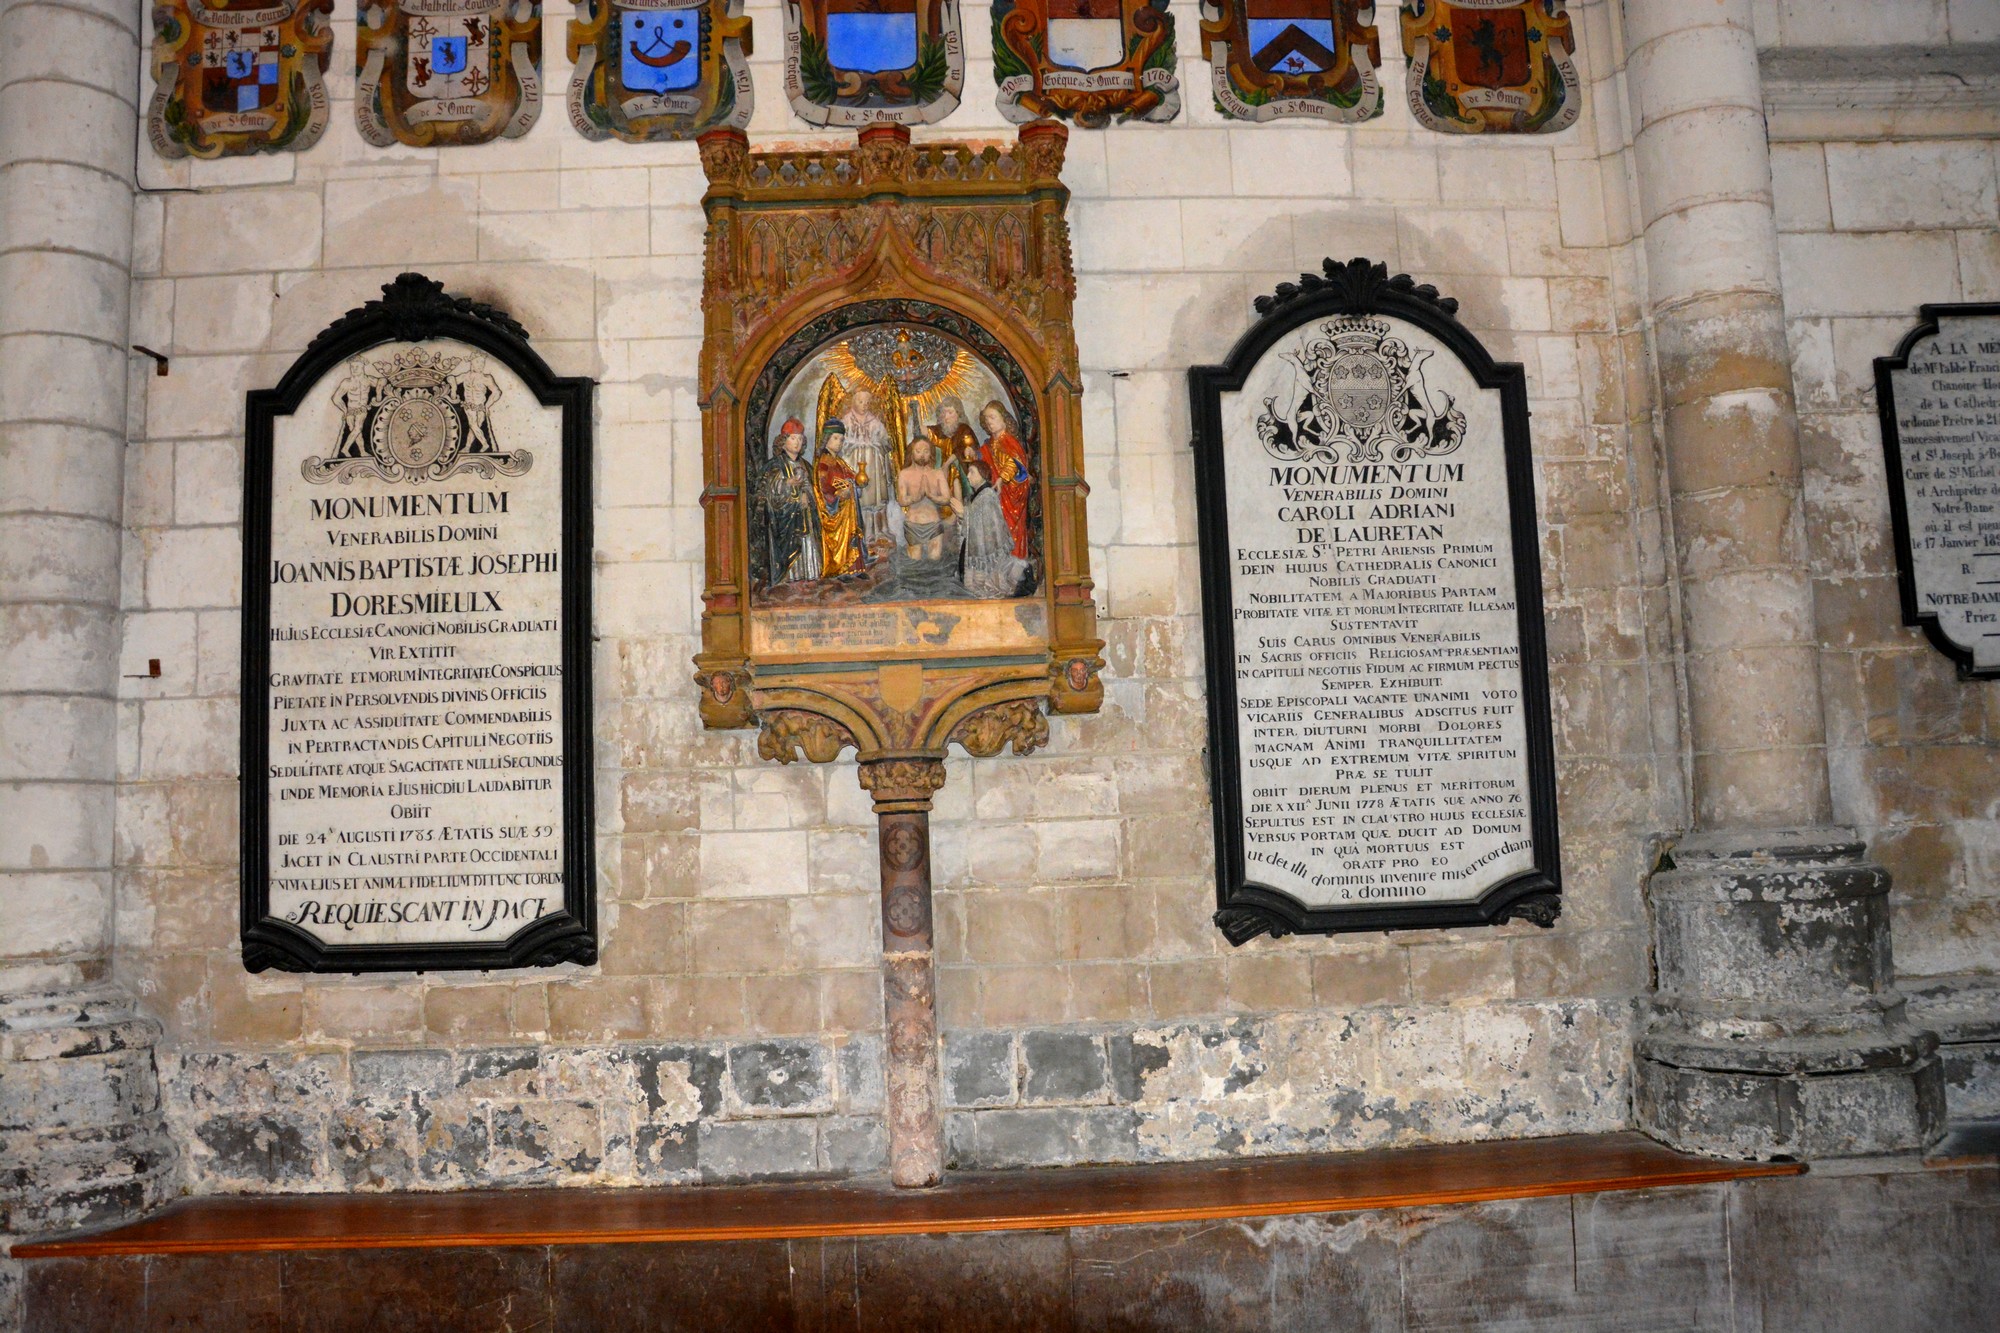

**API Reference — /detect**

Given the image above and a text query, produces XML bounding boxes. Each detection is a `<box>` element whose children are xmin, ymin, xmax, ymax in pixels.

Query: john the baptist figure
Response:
<box><xmin>978</xmin><ymin>399</ymin><xmax>1032</xmax><ymax>560</ymax></box>
<box><xmin>813</xmin><ymin>419</ymin><xmax>867</xmax><ymax>577</ymax></box>
<box><xmin>759</xmin><ymin>418</ymin><xmax>821</xmax><ymax>586</ymax></box>
<box><xmin>929</xmin><ymin>397</ymin><xmax>982</xmax><ymax>510</ymax></box>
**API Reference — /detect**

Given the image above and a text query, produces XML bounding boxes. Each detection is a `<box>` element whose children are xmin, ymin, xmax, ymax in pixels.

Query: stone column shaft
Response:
<box><xmin>1625</xmin><ymin>0</ymin><xmax>1829</xmax><ymax>830</ymax></box>
<box><xmin>1622</xmin><ymin>0</ymin><xmax>1941</xmax><ymax>1159</ymax></box>
<box><xmin>859</xmin><ymin>757</ymin><xmax>946</xmax><ymax>1188</ymax></box>
<box><xmin>0</xmin><ymin>0</ymin><xmax>176</xmax><ymax>1252</ymax></box>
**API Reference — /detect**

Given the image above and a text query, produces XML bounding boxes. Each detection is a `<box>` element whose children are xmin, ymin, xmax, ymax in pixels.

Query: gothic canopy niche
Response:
<box><xmin>148</xmin><ymin>0</ymin><xmax>336</xmax><ymax>158</ymax></box>
<box><xmin>1399</xmin><ymin>0</ymin><xmax>1579</xmax><ymax>135</ymax></box>
<box><xmin>693</xmin><ymin>122</ymin><xmax>1102</xmax><ymax>767</ymax></box>
<box><xmin>993</xmin><ymin>0</ymin><xmax>1180</xmax><ymax>126</ymax></box>
<box><xmin>782</xmin><ymin>0</ymin><xmax>966</xmax><ymax>127</ymax></box>
<box><xmin>1189</xmin><ymin>259</ymin><xmax>1560</xmax><ymax>943</ymax></box>
<box><xmin>567</xmin><ymin>0</ymin><xmax>753</xmax><ymax>142</ymax></box>
<box><xmin>1199</xmin><ymin>0</ymin><xmax>1384</xmax><ymax>124</ymax></box>
<box><xmin>357</xmin><ymin>0</ymin><xmax>545</xmax><ymax>148</ymax></box>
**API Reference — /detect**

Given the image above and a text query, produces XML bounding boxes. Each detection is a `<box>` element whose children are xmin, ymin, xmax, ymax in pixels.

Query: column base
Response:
<box><xmin>0</xmin><ymin>984</ymin><xmax>178</xmax><ymax>1238</ymax></box>
<box><xmin>1634</xmin><ymin>829</ymin><xmax>1946</xmax><ymax>1160</ymax></box>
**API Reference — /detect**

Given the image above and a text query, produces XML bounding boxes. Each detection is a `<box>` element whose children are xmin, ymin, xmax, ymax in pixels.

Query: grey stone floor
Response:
<box><xmin>13</xmin><ymin>1157</ymin><xmax>1998</xmax><ymax>1331</ymax></box>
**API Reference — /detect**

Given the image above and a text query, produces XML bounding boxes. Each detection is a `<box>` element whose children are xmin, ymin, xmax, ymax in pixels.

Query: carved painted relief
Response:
<box><xmin>750</xmin><ymin>324</ymin><xmax>1042</xmax><ymax>606</ymax></box>
<box><xmin>1199</xmin><ymin>0</ymin><xmax>1381</xmax><ymax>123</ymax></box>
<box><xmin>781</xmin><ymin>0</ymin><xmax>965</xmax><ymax>127</ymax></box>
<box><xmin>697</xmin><ymin>127</ymin><xmax>1101</xmax><ymax>1187</ymax></box>
<box><xmin>696</xmin><ymin>122</ymin><xmax>1101</xmax><ymax>746</ymax></box>
<box><xmin>148</xmin><ymin>0</ymin><xmax>335</xmax><ymax>158</ymax></box>
<box><xmin>356</xmin><ymin>0</ymin><xmax>544</xmax><ymax>147</ymax></box>
<box><xmin>993</xmin><ymin>0</ymin><xmax>1180</xmax><ymax>126</ymax></box>
<box><xmin>566</xmin><ymin>0</ymin><xmax>752</xmax><ymax>142</ymax></box>
<box><xmin>1399</xmin><ymin>0</ymin><xmax>1578</xmax><ymax>134</ymax></box>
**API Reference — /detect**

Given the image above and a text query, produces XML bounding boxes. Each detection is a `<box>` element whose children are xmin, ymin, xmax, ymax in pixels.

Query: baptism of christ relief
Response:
<box><xmin>749</xmin><ymin>322</ymin><xmax>1041</xmax><ymax>610</ymax></box>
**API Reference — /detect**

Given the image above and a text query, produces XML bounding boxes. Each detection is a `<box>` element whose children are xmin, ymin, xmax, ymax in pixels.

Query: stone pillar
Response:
<box><xmin>858</xmin><ymin>756</ymin><xmax>946</xmax><ymax>1188</ymax></box>
<box><xmin>1622</xmin><ymin>0</ymin><xmax>1942</xmax><ymax>1157</ymax></box>
<box><xmin>0</xmin><ymin>0</ymin><xmax>177</xmax><ymax>1265</ymax></box>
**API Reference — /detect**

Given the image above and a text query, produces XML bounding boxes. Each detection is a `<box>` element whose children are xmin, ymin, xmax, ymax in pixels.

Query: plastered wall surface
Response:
<box><xmin>99</xmin><ymin>0</ymin><xmax>1997</xmax><ymax>1193</ymax></box>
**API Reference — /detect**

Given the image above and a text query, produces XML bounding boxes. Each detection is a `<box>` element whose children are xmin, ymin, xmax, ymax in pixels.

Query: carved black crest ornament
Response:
<box><xmin>1189</xmin><ymin>259</ymin><xmax>1560</xmax><ymax>941</ymax></box>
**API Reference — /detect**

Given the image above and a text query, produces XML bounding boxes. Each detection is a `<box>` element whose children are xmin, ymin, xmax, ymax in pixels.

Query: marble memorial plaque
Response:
<box><xmin>241</xmin><ymin>275</ymin><xmax>595</xmax><ymax>972</ymax></box>
<box><xmin>1877</xmin><ymin>304</ymin><xmax>2000</xmax><ymax>678</ymax></box>
<box><xmin>1189</xmin><ymin>259</ymin><xmax>1559</xmax><ymax>941</ymax></box>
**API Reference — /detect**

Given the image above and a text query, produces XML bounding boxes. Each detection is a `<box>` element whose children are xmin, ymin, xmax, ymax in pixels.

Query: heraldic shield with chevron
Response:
<box><xmin>1199</xmin><ymin>0</ymin><xmax>1382</xmax><ymax>122</ymax></box>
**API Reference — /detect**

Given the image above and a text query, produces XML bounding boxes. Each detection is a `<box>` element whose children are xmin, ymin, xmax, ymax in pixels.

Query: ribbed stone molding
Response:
<box><xmin>0</xmin><ymin>0</ymin><xmax>178</xmax><ymax>1259</ymax></box>
<box><xmin>1635</xmin><ymin>832</ymin><xmax>1945</xmax><ymax>1160</ymax></box>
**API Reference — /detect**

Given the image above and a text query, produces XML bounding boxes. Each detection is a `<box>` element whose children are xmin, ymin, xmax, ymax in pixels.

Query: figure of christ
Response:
<box><xmin>760</xmin><ymin>419</ymin><xmax>822</xmax><ymax>586</ymax></box>
<box><xmin>842</xmin><ymin>387</ymin><xmax>894</xmax><ymax>542</ymax></box>
<box><xmin>813</xmin><ymin>420</ymin><xmax>867</xmax><ymax>577</ymax></box>
<box><xmin>978</xmin><ymin>400</ymin><xmax>1033</xmax><ymax>560</ymax></box>
<box><xmin>929</xmin><ymin>397</ymin><xmax>983</xmax><ymax>511</ymax></box>
<box><xmin>896</xmin><ymin>438</ymin><xmax>951</xmax><ymax>562</ymax></box>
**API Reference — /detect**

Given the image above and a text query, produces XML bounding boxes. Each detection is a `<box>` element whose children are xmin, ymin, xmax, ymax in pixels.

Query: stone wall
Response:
<box><xmin>115</xmin><ymin>0</ymin><xmax>1669</xmax><ymax>1190</ymax></box>
<box><xmin>1760</xmin><ymin>23</ymin><xmax>2000</xmax><ymax>1115</ymax></box>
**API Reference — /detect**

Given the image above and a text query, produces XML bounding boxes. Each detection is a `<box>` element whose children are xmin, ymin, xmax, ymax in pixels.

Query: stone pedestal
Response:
<box><xmin>0</xmin><ymin>983</ymin><xmax>179</xmax><ymax>1237</ymax></box>
<box><xmin>1635</xmin><ymin>831</ymin><xmax>1946</xmax><ymax>1159</ymax></box>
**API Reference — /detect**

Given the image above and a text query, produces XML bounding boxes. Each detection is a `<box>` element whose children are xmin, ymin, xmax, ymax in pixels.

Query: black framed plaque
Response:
<box><xmin>1876</xmin><ymin>303</ymin><xmax>2000</xmax><ymax>678</ymax></box>
<box><xmin>1188</xmin><ymin>258</ymin><xmax>1560</xmax><ymax>943</ymax></box>
<box><xmin>241</xmin><ymin>274</ymin><xmax>596</xmax><ymax>972</ymax></box>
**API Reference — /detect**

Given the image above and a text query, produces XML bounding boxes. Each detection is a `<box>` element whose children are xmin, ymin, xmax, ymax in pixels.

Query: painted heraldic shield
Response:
<box><xmin>1199</xmin><ymin>0</ymin><xmax>1382</xmax><ymax>123</ymax></box>
<box><xmin>149</xmin><ymin>0</ymin><xmax>335</xmax><ymax>158</ymax></box>
<box><xmin>783</xmin><ymin>0</ymin><xmax>965</xmax><ymax>127</ymax></box>
<box><xmin>356</xmin><ymin>0</ymin><xmax>545</xmax><ymax>147</ymax></box>
<box><xmin>993</xmin><ymin>0</ymin><xmax>1180</xmax><ymax>126</ymax></box>
<box><xmin>568</xmin><ymin>0</ymin><xmax>753</xmax><ymax>142</ymax></box>
<box><xmin>1399</xmin><ymin>0</ymin><xmax>1580</xmax><ymax>134</ymax></box>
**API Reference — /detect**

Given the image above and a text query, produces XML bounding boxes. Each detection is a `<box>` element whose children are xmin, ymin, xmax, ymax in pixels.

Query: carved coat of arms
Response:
<box><xmin>1256</xmin><ymin>316</ymin><xmax>1466</xmax><ymax>463</ymax></box>
<box><xmin>993</xmin><ymin>0</ymin><xmax>1179</xmax><ymax>125</ymax></box>
<box><xmin>1400</xmin><ymin>0</ymin><xmax>1579</xmax><ymax>134</ymax></box>
<box><xmin>304</xmin><ymin>347</ymin><xmax>534</xmax><ymax>484</ymax></box>
<box><xmin>567</xmin><ymin>0</ymin><xmax>752</xmax><ymax>141</ymax></box>
<box><xmin>1199</xmin><ymin>0</ymin><xmax>1381</xmax><ymax>123</ymax></box>
<box><xmin>783</xmin><ymin>0</ymin><xmax>964</xmax><ymax>126</ymax></box>
<box><xmin>356</xmin><ymin>0</ymin><xmax>543</xmax><ymax>147</ymax></box>
<box><xmin>148</xmin><ymin>0</ymin><xmax>335</xmax><ymax>158</ymax></box>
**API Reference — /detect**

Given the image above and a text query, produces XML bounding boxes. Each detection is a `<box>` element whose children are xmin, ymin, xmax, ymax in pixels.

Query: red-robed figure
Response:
<box><xmin>979</xmin><ymin>400</ymin><xmax>1032</xmax><ymax>559</ymax></box>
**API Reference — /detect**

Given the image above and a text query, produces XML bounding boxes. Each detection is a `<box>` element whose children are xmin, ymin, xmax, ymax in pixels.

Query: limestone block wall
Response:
<box><xmin>1774</xmin><ymin>130</ymin><xmax>2000</xmax><ymax>981</ymax></box>
<box><xmin>114</xmin><ymin>0</ymin><xmax>1676</xmax><ymax>1191</ymax></box>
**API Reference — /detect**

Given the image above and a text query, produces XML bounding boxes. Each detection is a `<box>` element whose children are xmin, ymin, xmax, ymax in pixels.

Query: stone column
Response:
<box><xmin>0</xmin><ymin>0</ymin><xmax>177</xmax><ymax>1263</ymax></box>
<box><xmin>1622</xmin><ymin>0</ymin><xmax>1942</xmax><ymax>1157</ymax></box>
<box><xmin>858</xmin><ymin>756</ymin><xmax>946</xmax><ymax>1188</ymax></box>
